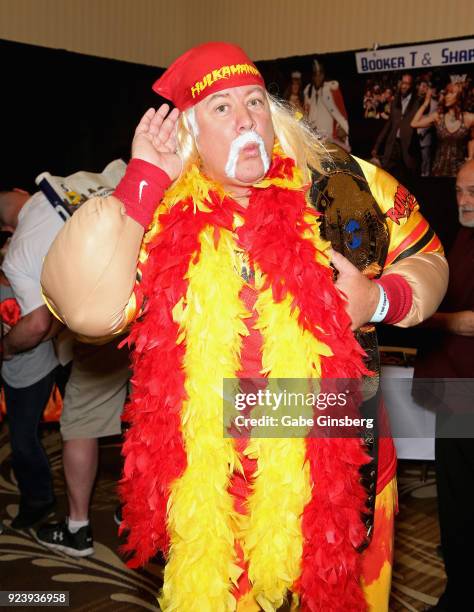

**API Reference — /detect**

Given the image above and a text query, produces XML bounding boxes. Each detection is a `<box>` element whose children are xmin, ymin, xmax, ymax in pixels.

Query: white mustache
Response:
<box><xmin>458</xmin><ymin>208</ymin><xmax>474</xmax><ymax>227</ymax></box>
<box><xmin>224</xmin><ymin>131</ymin><xmax>270</xmax><ymax>179</ymax></box>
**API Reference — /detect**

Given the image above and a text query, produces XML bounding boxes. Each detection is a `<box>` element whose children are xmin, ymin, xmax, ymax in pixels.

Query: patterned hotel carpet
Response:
<box><xmin>0</xmin><ymin>424</ymin><xmax>445</xmax><ymax>611</ymax></box>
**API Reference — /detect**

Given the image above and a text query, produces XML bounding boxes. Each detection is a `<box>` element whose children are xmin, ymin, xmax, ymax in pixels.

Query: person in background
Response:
<box><xmin>0</xmin><ymin>188</ymin><xmax>63</xmax><ymax>528</ymax></box>
<box><xmin>414</xmin><ymin>159</ymin><xmax>474</xmax><ymax>612</ymax></box>
<box><xmin>304</xmin><ymin>58</ymin><xmax>350</xmax><ymax>150</ymax></box>
<box><xmin>24</xmin><ymin>167</ymin><xmax>131</xmax><ymax>558</ymax></box>
<box><xmin>411</xmin><ymin>80</ymin><xmax>474</xmax><ymax>177</ymax></box>
<box><xmin>36</xmin><ymin>337</ymin><xmax>130</xmax><ymax>557</ymax></box>
<box><xmin>371</xmin><ymin>73</ymin><xmax>422</xmax><ymax>188</ymax></box>
<box><xmin>0</xmin><ymin>181</ymin><xmax>129</xmax><ymax>556</ymax></box>
<box><xmin>377</xmin><ymin>87</ymin><xmax>393</xmax><ymax>120</ymax></box>
<box><xmin>283</xmin><ymin>70</ymin><xmax>305</xmax><ymax>114</ymax></box>
<box><xmin>363</xmin><ymin>84</ymin><xmax>379</xmax><ymax>119</ymax></box>
<box><xmin>416</xmin><ymin>80</ymin><xmax>437</xmax><ymax>177</ymax></box>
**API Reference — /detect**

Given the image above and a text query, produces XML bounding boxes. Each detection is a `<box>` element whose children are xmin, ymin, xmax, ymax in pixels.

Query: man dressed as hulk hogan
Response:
<box><xmin>41</xmin><ymin>43</ymin><xmax>447</xmax><ymax>611</ymax></box>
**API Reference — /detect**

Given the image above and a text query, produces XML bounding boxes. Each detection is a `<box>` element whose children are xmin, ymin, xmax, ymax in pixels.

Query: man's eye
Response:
<box><xmin>215</xmin><ymin>104</ymin><xmax>228</xmax><ymax>113</ymax></box>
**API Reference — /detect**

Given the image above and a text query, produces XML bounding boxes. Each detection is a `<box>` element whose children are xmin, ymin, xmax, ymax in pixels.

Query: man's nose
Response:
<box><xmin>236</xmin><ymin>106</ymin><xmax>254</xmax><ymax>132</ymax></box>
<box><xmin>457</xmin><ymin>192</ymin><xmax>469</xmax><ymax>207</ymax></box>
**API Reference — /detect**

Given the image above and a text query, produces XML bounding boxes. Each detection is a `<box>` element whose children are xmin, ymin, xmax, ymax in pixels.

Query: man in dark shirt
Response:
<box><xmin>415</xmin><ymin>159</ymin><xmax>474</xmax><ymax>611</ymax></box>
<box><xmin>372</xmin><ymin>73</ymin><xmax>422</xmax><ymax>188</ymax></box>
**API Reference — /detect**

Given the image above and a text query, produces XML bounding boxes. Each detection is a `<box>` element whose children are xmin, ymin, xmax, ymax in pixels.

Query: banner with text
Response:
<box><xmin>356</xmin><ymin>38</ymin><xmax>474</xmax><ymax>74</ymax></box>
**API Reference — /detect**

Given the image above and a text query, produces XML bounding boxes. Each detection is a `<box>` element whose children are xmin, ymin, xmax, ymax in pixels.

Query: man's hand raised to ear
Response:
<box><xmin>131</xmin><ymin>104</ymin><xmax>182</xmax><ymax>181</ymax></box>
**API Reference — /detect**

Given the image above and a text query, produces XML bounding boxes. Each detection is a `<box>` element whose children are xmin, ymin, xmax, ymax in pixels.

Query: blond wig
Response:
<box><xmin>175</xmin><ymin>92</ymin><xmax>331</xmax><ymax>183</ymax></box>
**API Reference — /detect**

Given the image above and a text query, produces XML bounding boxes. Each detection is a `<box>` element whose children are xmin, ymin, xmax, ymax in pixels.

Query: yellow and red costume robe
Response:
<box><xmin>41</xmin><ymin>149</ymin><xmax>447</xmax><ymax>611</ymax></box>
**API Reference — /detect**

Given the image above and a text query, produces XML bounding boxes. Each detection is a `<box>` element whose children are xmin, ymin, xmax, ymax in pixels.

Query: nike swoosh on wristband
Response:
<box><xmin>138</xmin><ymin>180</ymin><xmax>148</xmax><ymax>203</ymax></box>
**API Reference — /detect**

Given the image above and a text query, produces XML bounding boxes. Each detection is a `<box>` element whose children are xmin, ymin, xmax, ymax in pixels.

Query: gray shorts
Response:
<box><xmin>60</xmin><ymin>339</ymin><xmax>130</xmax><ymax>441</ymax></box>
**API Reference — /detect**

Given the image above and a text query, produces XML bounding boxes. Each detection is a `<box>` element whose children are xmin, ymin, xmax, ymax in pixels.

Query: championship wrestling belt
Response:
<box><xmin>309</xmin><ymin>145</ymin><xmax>389</xmax><ymax>382</ymax></box>
<box><xmin>309</xmin><ymin>145</ymin><xmax>390</xmax><ymax>548</ymax></box>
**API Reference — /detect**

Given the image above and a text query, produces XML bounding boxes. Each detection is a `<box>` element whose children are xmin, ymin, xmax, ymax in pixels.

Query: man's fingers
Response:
<box><xmin>330</xmin><ymin>249</ymin><xmax>350</xmax><ymax>272</ymax></box>
<box><xmin>158</xmin><ymin>108</ymin><xmax>180</xmax><ymax>147</ymax></box>
<box><xmin>165</xmin><ymin>106</ymin><xmax>180</xmax><ymax>128</ymax></box>
<box><xmin>152</xmin><ymin>103</ymin><xmax>171</xmax><ymax>125</ymax></box>
<box><xmin>132</xmin><ymin>103</ymin><xmax>180</xmax><ymax>162</ymax></box>
<box><xmin>147</xmin><ymin>104</ymin><xmax>171</xmax><ymax>137</ymax></box>
<box><xmin>134</xmin><ymin>108</ymin><xmax>156</xmax><ymax>136</ymax></box>
<box><xmin>152</xmin><ymin>107</ymin><xmax>179</xmax><ymax>140</ymax></box>
<box><xmin>147</xmin><ymin>106</ymin><xmax>180</xmax><ymax>153</ymax></box>
<box><xmin>331</xmin><ymin>250</ymin><xmax>361</xmax><ymax>277</ymax></box>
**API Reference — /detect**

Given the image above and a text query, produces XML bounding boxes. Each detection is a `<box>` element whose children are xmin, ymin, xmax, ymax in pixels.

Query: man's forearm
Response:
<box><xmin>383</xmin><ymin>252</ymin><xmax>449</xmax><ymax>328</ymax></box>
<box><xmin>42</xmin><ymin>318</ymin><xmax>65</xmax><ymax>342</ymax></box>
<box><xmin>425</xmin><ymin>310</ymin><xmax>474</xmax><ymax>336</ymax></box>
<box><xmin>3</xmin><ymin>316</ymin><xmax>49</xmax><ymax>357</ymax></box>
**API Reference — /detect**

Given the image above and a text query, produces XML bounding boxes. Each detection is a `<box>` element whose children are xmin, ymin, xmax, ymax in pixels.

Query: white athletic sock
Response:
<box><xmin>67</xmin><ymin>517</ymin><xmax>89</xmax><ymax>533</ymax></box>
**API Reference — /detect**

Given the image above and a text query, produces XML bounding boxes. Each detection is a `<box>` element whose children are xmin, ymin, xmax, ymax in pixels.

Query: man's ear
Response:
<box><xmin>12</xmin><ymin>188</ymin><xmax>29</xmax><ymax>195</ymax></box>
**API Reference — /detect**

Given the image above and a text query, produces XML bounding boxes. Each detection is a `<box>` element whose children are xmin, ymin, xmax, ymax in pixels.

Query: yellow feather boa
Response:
<box><xmin>151</xmin><ymin>157</ymin><xmax>337</xmax><ymax>611</ymax></box>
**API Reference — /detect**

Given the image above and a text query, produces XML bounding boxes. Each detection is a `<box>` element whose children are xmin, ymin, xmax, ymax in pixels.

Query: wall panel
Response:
<box><xmin>0</xmin><ymin>0</ymin><xmax>472</xmax><ymax>67</ymax></box>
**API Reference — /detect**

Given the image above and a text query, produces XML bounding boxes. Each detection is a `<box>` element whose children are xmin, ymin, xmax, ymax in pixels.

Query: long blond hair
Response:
<box><xmin>175</xmin><ymin>92</ymin><xmax>330</xmax><ymax>182</ymax></box>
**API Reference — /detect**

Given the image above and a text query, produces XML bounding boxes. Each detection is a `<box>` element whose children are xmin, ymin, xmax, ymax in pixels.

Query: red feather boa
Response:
<box><xmin>120</xmin><ymin>154</ymin><xmax>372</xmax><ymax>610</ymax></box>
<box><xmin>238</xmin><ymin>156</ymin><xmax>371</xmax><ymax>610</ymax></box>
<box><xmin>120</xmin><ymin>193</ymin><xmax>242</xmax><ymax>565</ymax></box>
<box><xmin>0</xmin><ymin>298</ymin><xmax>21</xmax><ymax>327</ymax></box>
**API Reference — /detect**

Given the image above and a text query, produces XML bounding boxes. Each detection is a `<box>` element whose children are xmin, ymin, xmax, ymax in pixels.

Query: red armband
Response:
<box><xmin>113</xmin><ymin>158</ymin><xmax>172</xmax><ymax>228</ymax></box>
<box><xmin>375</xmin><ymin>274</ymin><xmax>413</xmax><ymax>324</ymax></box>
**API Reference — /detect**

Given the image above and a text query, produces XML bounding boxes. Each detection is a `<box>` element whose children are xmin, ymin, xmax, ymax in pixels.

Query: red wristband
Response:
<box><xmin>113</xmin><ymin>158</ymin><xmax>172</xmax><ymax>228</ymax></box>
<box><xmin>375</xmin><ymin>274</ymin><xmax>413</xmax><ymax>324</ymax></box>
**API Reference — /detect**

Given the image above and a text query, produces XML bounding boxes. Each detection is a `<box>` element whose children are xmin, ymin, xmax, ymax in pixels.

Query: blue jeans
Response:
<box><xmin>4</xmin><ymin>369</ymin><xmax>56</xmax><ymax>506</ymax></box>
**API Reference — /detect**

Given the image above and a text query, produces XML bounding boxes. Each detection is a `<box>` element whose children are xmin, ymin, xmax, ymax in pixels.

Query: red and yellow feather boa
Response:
<box><xmin>120</xmin><ymin>151</ymin><xmax>372</xmax><ymax>611</ymax></box>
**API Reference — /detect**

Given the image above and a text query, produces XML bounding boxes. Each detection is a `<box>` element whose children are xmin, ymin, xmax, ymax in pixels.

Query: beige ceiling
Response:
<box><xmin>0</xmin><ymin>0</ymin><xmax>472</xmax><ymax>67</ymax></box>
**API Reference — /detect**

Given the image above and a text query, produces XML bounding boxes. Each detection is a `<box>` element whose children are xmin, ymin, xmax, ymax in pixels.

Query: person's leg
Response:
<box><xmin>37</xmin><ymin>339</ymin><xmax>128</xmax><ymax>555</ymax></box>
<box><xmin>435</xmin><ymin>437</ymin><xmax>474</xmax><ymax>610</ymax></box>
<box><xmin>35</xmin><ymin>436</ymin><xmax>97</xmax><ymax>558</ymax></box>
<box><xmin>59</xmin><ymin>339</ymin><xmax>129</xmax><ymax>525</ymax></box>
<box><xmin>35</xmin><ymin>434</ymin><xmax>98</xmax><ymax>556</ymax></box>
<box><xmin>63</xmin><ymin>437</ymin><xmax>98</xmax><ymax>521</ymax></box>
<box><xmin>384</xmin><ymin>139</ymin><xmax>408</xmax><ymax>186</ymax></box>
<box><xmin>5</xmin><ymin>371</ymin><xmax>56</xmax><ymax>506</ymax></box>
